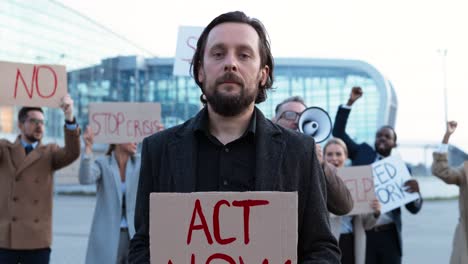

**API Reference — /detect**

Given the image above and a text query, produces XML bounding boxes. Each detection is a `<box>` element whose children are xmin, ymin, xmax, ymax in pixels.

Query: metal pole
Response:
<box><xmin>438</xmin><ymin>49</ymin><xmax>448</xmax><ymax>123</ymax></box>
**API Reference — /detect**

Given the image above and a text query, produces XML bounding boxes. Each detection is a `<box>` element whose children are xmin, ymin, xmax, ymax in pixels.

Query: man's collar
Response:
<box><xmin>194</xmin><ymin>107</ymin><xmax>257</xmax><ymax>136</ymax></box>
<box><xmin>20</xmin><ymin>138</ymin><xmax>39</xmax><ymax>149</ymax></box>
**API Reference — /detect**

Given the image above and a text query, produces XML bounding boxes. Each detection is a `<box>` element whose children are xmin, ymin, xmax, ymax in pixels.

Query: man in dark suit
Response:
<box><xmin>332</xmin><ymin>87</ymin><xmax>423</xmax><ymax>264</ymax></box>
<box><xmin>129</xmin><ymin>11</ymin><xmax>340</xmax><ymax>264</ymax></box>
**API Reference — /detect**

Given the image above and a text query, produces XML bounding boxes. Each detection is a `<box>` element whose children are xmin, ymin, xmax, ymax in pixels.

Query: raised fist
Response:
<box><xmin>346</xmin><ymin>86</ymin><xmax>363</xmax><ymax>106</ymax></box>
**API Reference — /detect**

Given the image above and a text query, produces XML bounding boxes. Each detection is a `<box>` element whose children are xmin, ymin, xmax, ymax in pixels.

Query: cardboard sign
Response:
<box><xmin>173</xmin><ymin>26</ymin><xmax>204</xmax><ymax>76</ymax></box>
<box><xmin>0</xmin><ymin>60</ymin><xmax>67</xmax><ymax>107</ymax></box>
<box><xmin>88</xmin><ymin>102</ymin><xmax>161</xmax><ymax>143</ymax></box>
<box><xmin>337</xmin><ymin>166</ymin><xmax>376</xmax><ymax>215</ymax></box>
<box><xmin>149</xmin><ymin>192</ymin><xmax>297</xmax><ymax>264</ymax></box>
<box><xmin>372</xmin><ymin>155</ymin><xmax>420</xmax><ymax>213</ymax></box>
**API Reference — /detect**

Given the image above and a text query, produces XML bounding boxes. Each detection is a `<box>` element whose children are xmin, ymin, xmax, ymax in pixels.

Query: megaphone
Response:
<box><xmin>298</xmin><ymin>107</ymin><xmax>332</xmax><ymax>143</ymax></box>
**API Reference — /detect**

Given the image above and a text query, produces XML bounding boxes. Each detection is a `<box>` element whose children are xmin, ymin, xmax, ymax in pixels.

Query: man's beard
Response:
<box><xmin>203</xmin><ymin>72</ymin><xmax>258</xmax><ymax>117</ymax></box>
<box><xmin>25</xmin><ymin>132</ymin><xmax>41</xmax><ymax>143</ymax></box>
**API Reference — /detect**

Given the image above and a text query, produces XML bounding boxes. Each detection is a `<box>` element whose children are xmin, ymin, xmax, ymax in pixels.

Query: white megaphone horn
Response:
<box><xmin>298</xmin><ymin>107</ymin><xmax>332</xmax><ymax>143</ymax></box>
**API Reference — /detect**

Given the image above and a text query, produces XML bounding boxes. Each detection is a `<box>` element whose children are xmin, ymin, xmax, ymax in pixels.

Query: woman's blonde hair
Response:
<box><xmin>323</xmin><ymin>138</ymin><xmax>348</xmax><ymax>157</ymax></box>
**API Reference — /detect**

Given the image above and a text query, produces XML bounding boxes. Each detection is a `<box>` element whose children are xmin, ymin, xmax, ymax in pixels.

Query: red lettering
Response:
<box><xmin>91</xmin><ymin>113</ymin><xmax>102</xmax><ymax>135</ymax></box>
<box><xmin>232</xmin><ymin>199</ymin><xmax>269</xmax><ymax>244</ymax></box>
<box><xmin>206</xmin><ymin>253</ymin><xmax>236</xmax><ymax>264</ymax></box>
<box><xmin>108</xmin><ymin>112</ymin><xmax>124</xmax><ymax>135</ymax></box>
<box><xmin>182</xmin><ymin>36</ymin><xmax>199</xmax><ymax>63</ymax></box>
<box><xmin>14</xmin><ymin>68</ymin><xmax>33</xmax><ymax>98</ymax></box>
<box><xmin>168</xmin><ymin>254</ymin><xmax>291</xmax><ymax>264</ymax></box>
<box><xmin>142</xmin><ymin>120</ymin><xmax>152</xmax><ymax>135</ymax></box>
<box><xmin>35</xmin><ymin>66</ymin><xmax>57</xmax><ymax>98</ymax></box>
<box><xmin>187</xmin><ymin>199</ymin><xmax>213</xmax><ymax>245</ymax></box>
<box><xmin>213</xmin><ymin>200</ymin><xmax>236</xmax><ymax>245</ymax></box>
<box><xmin>133</xmin><ymin>120</ymin><xmax>143</xmax><ymax>137</ymax></box>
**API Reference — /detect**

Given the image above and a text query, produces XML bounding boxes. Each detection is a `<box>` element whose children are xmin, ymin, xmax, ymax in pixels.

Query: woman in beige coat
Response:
<box><xmin>324</xmin><ymin>138</ymin><xmax>381</xmax><ymax>264</ymax></box>
<box><xmin>432</xmin><ymin>121</ymin><xmax>468</xmax><ymax>264</ymax></box>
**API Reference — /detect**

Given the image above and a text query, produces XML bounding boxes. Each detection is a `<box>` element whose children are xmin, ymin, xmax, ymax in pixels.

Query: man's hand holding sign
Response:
<box><xmin>372</xmin><ymin>155</ymin><xmax>421</xmax><ymax>213</ymax></box>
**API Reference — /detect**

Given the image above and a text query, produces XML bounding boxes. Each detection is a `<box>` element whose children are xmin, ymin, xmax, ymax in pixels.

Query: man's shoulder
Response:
<box><xmin>0</xmin><ymin>138</ymin><xmax>13</xmax><ymax>146</ymax></box>
<box><xmin>274</xmin><ymin>125</ymin><xmax>316</xmax><ymax>150</ymax></box>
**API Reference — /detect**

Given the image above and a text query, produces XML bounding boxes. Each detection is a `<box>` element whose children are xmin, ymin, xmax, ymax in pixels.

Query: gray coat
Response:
<box><xmin>79</xmin><ymin>152</ymin><xmax>140</xmax><ymax>264</ymax></box>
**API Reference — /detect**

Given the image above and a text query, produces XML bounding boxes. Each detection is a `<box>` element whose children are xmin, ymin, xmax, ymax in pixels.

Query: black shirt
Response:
<box><xmin>194</xmin><ymin>108</ymin><xmax>256</xmax><ymax>192</ymax></box>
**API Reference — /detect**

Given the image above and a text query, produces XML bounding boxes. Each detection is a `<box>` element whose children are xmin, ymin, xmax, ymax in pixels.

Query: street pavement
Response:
<box><xmin>51</xmin><ymin>195</ymin><xmax>458</xmax><ymax>264</ymax></box>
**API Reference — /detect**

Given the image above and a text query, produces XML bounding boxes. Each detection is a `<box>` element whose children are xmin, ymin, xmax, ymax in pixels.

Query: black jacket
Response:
<box><xmin>128</xmin><ymin>107</ymin><xmax>340</xmax><ymax>263</ymax></box>
<box><xmin>332</xmin><ymin>105</ymin><xmax>423</xmax><ymax>256</ymax></box>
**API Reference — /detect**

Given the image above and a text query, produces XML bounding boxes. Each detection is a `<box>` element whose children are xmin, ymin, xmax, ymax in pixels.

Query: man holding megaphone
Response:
<box><xmin>273</xmin><ymin>96</ymin><xmax>354</xmax><ymax>217</ymax></box>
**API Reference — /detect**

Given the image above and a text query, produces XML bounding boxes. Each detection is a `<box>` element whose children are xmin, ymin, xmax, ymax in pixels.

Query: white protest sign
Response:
<box><xmin>337</xmin><ymin>166</ymin><xmax>376</xmax><ymax>215</ymax></box>
<box><xmin>173</xmin><ymin>26</ymin><xmax>204</xmax><ymax>77</ymax></box>
<box><xmin>149</xmin><ymin>192</ymin><xmax>297</xmax><ymax>264</ymax></box>
<box><xmin>0</xmin><ymin>60</ymin><xmax>67</xmax><ymax>107</ymax></box>
<box><xmin>372</xmin><ymin>155</ymin><xmax>420</xmax><ymax>213</ymax></box>
<box><xmin>88</xmin><ymin>102</ymin><xmax>161</xmax><ymax>144</ymax></box>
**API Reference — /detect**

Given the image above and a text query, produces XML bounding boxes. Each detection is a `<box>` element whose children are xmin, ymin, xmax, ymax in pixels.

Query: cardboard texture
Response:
<box><xmin>0</xmin><ymin>60</ymin><xmax>67</xmax><ymax>107</ymax></box>
<box><xmin>88</xmin><ymin>102</ymin><xmax>161</xmax><ymax>143</ymax></box>
<box><xmin>337</xmin><ymin>166</ymin><xmax>376</xmax><ymax>215</ymax></box>
<box><xmin>149</xmin><ymin>192</ymin><xmax>297</xmax><ymax>264</ymax></box>
<box><xmin>371</xmin><ymin>155</ymin><xmax>420</xmax><ymax>213</ymax></box>
<box><xmin>173</xmin><ymin>26</ymin><xmax>204</xmax><ymax>76</ymax></box>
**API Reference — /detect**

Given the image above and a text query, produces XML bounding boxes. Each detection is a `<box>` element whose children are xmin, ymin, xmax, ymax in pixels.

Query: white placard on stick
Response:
<box><xmin>149</xmin><ymin>192</ymin><xmax>297</xmax><ymax>264</ymax></box>
<box><xmin>0</xmin><ymin>60</ymin><xmax>67</xmax><ymax>107</ymax></box>
<box><xmin>88</xmin><ymin>102</ymin><xmax>161</xmax><ymax>144</ymax></box>
<box><xmin>372</xmin><ymin>155</ymin><xmax>420</xmax><ymax>213</ymax></box>
<box><xmin>173</xmin><ymin>26</ymin><xmax>204</xmax><ymax>77</ymax></box>
<box><xmin>337</xmin><ymin>165</ymin><xmax>376</xmax><ymax>215</ymax></box>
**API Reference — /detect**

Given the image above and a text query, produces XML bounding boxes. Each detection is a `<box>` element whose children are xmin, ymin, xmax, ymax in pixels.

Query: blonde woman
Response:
<box><xmin>432</xmin><ymin>121</ymin><xmax>467</xmax><ymax>264</ymax></box>
<box><xmin>324</xmin><ymin>138</ymin><xmax>381</xmax><ymax>264</ymax></box>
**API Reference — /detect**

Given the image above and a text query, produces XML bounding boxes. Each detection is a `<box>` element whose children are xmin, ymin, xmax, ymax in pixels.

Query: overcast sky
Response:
<box><xmin>59</xmin><ymin>0</ymin><xmax>467</xmax><ymax>151</ymax></box>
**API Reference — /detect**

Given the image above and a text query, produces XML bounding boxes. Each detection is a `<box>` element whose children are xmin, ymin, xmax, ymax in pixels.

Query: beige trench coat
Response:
<box><xmin>0</xmin><ymin>128</ymin><xmax>80</xmax><ymax>249</ymax></box>
<box><xmin>432</xmin><ymin>152</ymin><xmax>468</xmax><ymax>264</ymax></box>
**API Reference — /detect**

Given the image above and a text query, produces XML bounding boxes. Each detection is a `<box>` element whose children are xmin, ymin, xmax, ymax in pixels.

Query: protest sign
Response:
<box><xmin>372</xmin><ymin>155</ymin><xmax>420</xmax><ymax>213</ymax></box>
<box><xmin>88</xmin><ymin>102</ymin><xmax>161</xmax><ymax>143</ymax></box>
<box><xmin>173</xmin><ymin>26</ymin><xmax>204</xmax><ymax>76</ymax></box>
<box><xmin>149</xmin><ymin>192</ymin><xmax>297</xmax><ymax>264</ymax></box>
<box><xmin>337</xmin><ymin>166</ymin><xmax>376</xmax><ymax>215</ymax></box>
<box><xmin>0</xmin><ymin>60</ymin><xmax>67</xmax><ymax>107</ymax></box>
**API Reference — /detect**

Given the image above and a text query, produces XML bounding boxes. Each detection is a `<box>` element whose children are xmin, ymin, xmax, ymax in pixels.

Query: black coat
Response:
<box><xmin>128</xmin><ymin>107</ymin><xmax>340</xmax><ymax>263</ymax></box>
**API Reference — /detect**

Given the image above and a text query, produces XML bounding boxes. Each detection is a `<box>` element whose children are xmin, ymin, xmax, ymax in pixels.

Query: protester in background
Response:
<box><xmin>79</xmin><ymin>126</ymin><xmax>141</xmax><ymax>264</ymax></box>
<box><xmin>129</xmin><ymin>11</ymin><xmax>340</xmax><ymax>263</ymax></box>
<box><xmin>324</xmin><ymin>138</ymin><xmax>381</xmax><ymax>264</ymax></box>
<box><xmin>0</xmin><ymin>95</ymin><xmax>80</xmax><ymax>264</ymax></box>
<box><xmin>272</xmin><ymin>96</ymin><xmax>354</xmax><ymax>216</ymax></box>
<box><xmin>432</xmin><ymin>120</ymin><xmax>468</xmax><ymax>263</ymax></box>
<box><xmin>332</xmin><ymin>86</ymin><xmax>422</xmax><ymax>264</ymax></box>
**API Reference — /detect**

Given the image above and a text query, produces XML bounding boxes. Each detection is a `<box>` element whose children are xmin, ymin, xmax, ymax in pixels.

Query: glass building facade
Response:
<box><xmin>68</xmin><ymin>56</ymin><xmax>397</xmax><ymax>145</ymax></box>
<box><xmin>0</xmin><ymin>0</ymin><xmax>152</xmax><ymax>138</ymax></box>
<box><xmin>0</xmin><ymin>0</ymin><xmax>397</xmax><ymax>146</ymax></box>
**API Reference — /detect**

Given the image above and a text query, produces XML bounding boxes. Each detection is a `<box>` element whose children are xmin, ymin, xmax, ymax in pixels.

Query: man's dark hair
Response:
<box><xmin>18</xmin><ymin>107</ymin><xmax>44</xmax><ymax>123</ymax></box>
<box><xmin>378</xmin><ymin>125</ymin><xmax>398</xmax><ymax>143</ymax></box>
<box><xmin>274</xmin><ymin>96</ymin><xmax>306</xmax><ymax>116</ymax></box>
<box><xmin>191</xmin><ymin>11</ymin><xmax>274</xmax><ymax>104</ymax></box>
